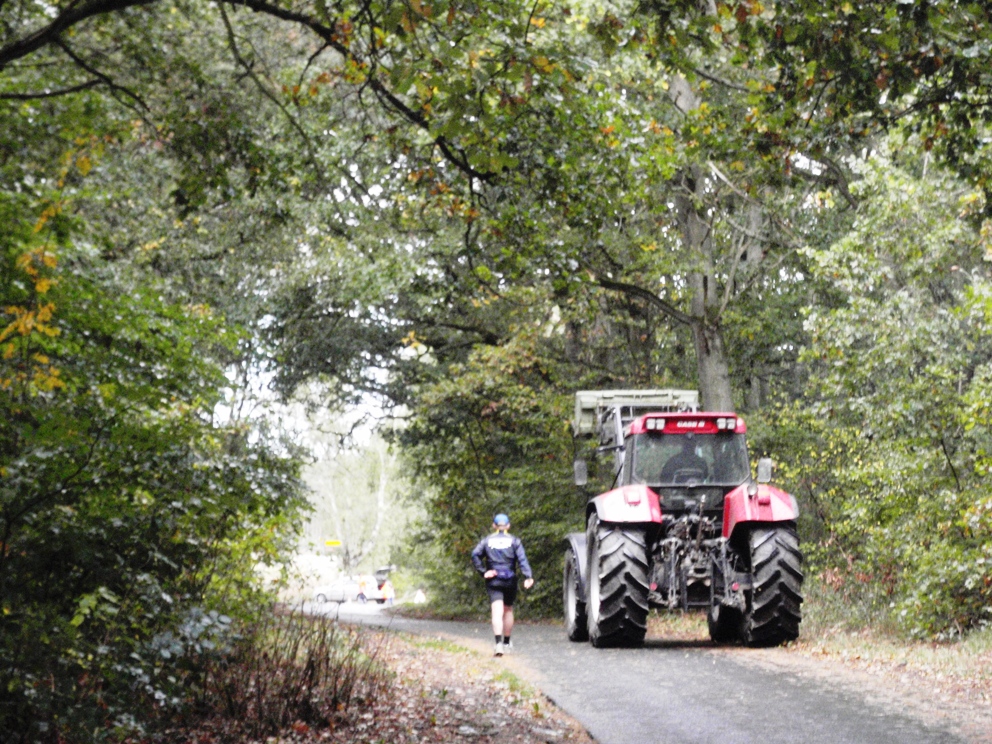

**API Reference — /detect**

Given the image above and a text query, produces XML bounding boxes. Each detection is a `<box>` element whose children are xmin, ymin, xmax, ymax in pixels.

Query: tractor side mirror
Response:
<box><xmin>756</xmin><ymin>457</ymin><xmax>773</xmax><ymax>484</ymax></box>
<box><xmin>573</xmin><ymin>459</ymin><xmax>588</xmax><ymax>487</ymax></box>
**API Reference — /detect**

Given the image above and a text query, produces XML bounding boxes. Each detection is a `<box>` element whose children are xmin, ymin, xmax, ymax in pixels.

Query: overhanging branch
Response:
<box><xmin>0</xmin><ymin>79</ymin><xmax>101</xmax><ymax>99</ymax></box>
<box><xmin>0</xmin><ymin>0</ymin><xmax>157</xmax><ymax>70</ymax></box>
<box><xmin>597</xmin><ymin>277</ymin><xmax>693</xmax><ymax>327</ymax></box>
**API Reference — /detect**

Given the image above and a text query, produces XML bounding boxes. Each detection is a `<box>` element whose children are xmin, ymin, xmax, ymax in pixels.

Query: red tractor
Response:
<box><xmin>564</xmin><ymin>390</ymin><xmax>803</xmax><ymax>647</ymax></box>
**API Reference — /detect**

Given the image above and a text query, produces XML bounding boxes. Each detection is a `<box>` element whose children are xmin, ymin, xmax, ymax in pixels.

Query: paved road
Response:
<box><xmin>309</xmin><ymin>602</ymin><xmax>963</xmax><ymax>744</ymax></box>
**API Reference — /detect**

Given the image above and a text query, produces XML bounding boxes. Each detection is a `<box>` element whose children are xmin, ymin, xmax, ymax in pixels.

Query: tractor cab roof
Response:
<box><xmin>627</xmin><ymin>412</ymin><xmax>747</xmax><ymax>437</ymax></box>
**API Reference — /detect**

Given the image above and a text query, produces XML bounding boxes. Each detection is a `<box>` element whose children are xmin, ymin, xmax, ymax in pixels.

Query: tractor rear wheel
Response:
<box><xmin>585</xmin><ymin>514</ymin><xmax>650</xmax><ymax>647</ymax></box>
<box><xmin>563</xmin><ymin>545</ymin><xmax>588</xmax><ymax>641</ymax></box>
<box><xmin>743</xmin><ymin>525</ymin><xmax>803</xmax><ymax>647</ymax></box>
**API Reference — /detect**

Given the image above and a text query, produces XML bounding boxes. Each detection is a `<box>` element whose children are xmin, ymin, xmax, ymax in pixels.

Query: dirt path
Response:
<box><xmin>317</xmin><ymin>630</ymin><xmax>596</xmax><ymax>744</ymax></box>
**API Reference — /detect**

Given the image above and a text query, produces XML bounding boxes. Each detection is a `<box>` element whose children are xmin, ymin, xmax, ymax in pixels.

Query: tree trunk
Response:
<box><xmin>675</xmin><ymin>165</ymin><xmax>735</xmax><ymax>411</ymax></box>
<box><xmin>691</xmin><ymin>318</ymin><xmax>734</xmax><ymax>411</ymax></box>
<box><xmin>668</xmin><ymin>78</ymin><xmax>736</xmax><ymax>412</ymax></box>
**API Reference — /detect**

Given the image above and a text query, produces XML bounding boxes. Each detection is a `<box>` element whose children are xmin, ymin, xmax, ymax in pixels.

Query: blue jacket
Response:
<box><xmin>472</xmin><ymin>531</ymin><xmax>532</xmax><ymax>585</ymax></box>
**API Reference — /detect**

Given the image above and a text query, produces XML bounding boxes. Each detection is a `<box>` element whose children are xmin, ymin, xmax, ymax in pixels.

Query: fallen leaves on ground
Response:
<box><xmin>166</xmin><ymin>629</ymin><xmax>593</xmax><ymax>744</ymax></box>
<box><xmin>317</xmin><ymin>631</ymin><xmax>594</xmax><ymax>744</ymax></box>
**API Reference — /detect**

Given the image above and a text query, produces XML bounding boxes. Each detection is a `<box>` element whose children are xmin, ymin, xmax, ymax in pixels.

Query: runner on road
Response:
<box><xmin>471</xmin><ymin>513</ymin><xmax>534</xmax><ymax>657</ymax></box>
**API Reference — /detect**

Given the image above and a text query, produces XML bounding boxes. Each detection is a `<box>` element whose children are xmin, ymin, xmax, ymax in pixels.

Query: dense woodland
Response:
<box><xmin>2</xmin><ymin>0</ymin><xmax>992</xmax><ymax>739</ymax></box>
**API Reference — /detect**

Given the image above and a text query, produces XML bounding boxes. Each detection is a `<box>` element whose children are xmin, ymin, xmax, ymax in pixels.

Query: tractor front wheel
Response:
<box><xmin>742</xmin><ymin>525</ymin><xmax>803</xmax><ymax>647</ymax></box>
<box><xmin>585</xmin><ymin>514</ymin><xmax>650</xmax><ymax>647</ymax></box>
<box><xmin>563</xmin><ymin>545</ymin><xmax>588</xmax><ymax>642</ymax></box>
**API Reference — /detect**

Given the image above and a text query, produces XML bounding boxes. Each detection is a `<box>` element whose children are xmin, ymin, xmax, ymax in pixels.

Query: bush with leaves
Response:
<box><xmin>0</xmin><ymin>197</ymin><xmax>306</xmax><ymax>741</ymax></box>
<box><xmin>398</xmin><ymin>333</ymin><xmax>581</xmax><ymax>616</ymax></box>
<box><xmin>751</xmin><ymin>150</ymin><xmax>992</xmax><ymax>638</ymax></box>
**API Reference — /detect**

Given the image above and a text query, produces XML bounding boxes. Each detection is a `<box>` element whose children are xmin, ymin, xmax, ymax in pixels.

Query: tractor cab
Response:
<box><xmin>623</xmin><ymin>414</ymin><xmax>751</xmax><ymax>524</ymax></box>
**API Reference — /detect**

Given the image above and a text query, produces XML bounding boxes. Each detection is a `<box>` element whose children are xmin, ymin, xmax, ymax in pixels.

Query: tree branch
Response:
<box><xmin>596</xmin><ymin>277</ymin><xmax>694</xmax><ymax>327</ymax></box>
<box><xmin>0</xmin><ymin>0</ymin><xmax>156</xmax><ymax>70</ymax></box>
<box><xmin>0</xmin><ymin>0</ymin><xmax>497</xmax><ymax>183</ymax></box>
<box><xmin>0</xmin><ymin>79</ymin><xmax>101</xmax><ymax>99</ymax></box>
<box><xmin>691</xmin><ymin>66</ymin><xmax>750</xmax><ymax>93</ymax></box>
<box><xmin>55</xmin><ymin>39</ymin><xmax>150</xmax><ymax>111</ymax></box>
<box><xmin>939</xmin><ymin>435</ymin><xmax>962</xmax><ymax>493</ymax></box>
<box><xmin>224</xmin><ymin>0</ymin><xmax>496</xmax><ymax>183</ymax></box>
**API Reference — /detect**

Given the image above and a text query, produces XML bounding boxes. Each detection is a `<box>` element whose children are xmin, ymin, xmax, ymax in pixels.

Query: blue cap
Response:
<box><xmin>494</xmin><ymin>513</ymin><xmax>510</xmax><ymax>526</ymax></box>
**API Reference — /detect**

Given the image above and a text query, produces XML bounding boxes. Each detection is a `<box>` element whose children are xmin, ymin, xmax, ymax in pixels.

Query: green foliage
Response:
<box><xmin>0</xmin><ymin>216</ymin><xmax>307</xmax><ymax>739</ymax></box>
<box><xmin>750</xmin><ymin>152</ymin><xmax>992</xmax><ymax>637</ymax></box>
<box><xmin>397</xmin><ymin>313</ymin><xmax>585</xmax><ymax>616</ymax></box>
<box><xmin>0</xmin><ymin>30</ymin><xmax>310</xmax><ymax>733</ymax></box>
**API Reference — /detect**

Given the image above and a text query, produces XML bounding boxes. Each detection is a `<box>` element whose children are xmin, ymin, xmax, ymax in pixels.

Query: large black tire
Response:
<box><xmin>563</xmin><ymin>545</ymin><xmax>588</xmax><ymax>641</ymax></box>
<box><xmin>743</xmin><ymin>525</ymin><xmax>803</xmax><ymax>647</ymax></box>
<box><xmin>585</xmin><ymin>514</ymin><xmax>650</xmax><ymax>647</ymax></box>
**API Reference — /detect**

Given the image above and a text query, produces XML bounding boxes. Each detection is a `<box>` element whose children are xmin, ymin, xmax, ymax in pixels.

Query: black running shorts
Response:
<box><xmin>486</xmin><ymin>580</ymin><xmax>518</xmax><ymax>607</ymax></box>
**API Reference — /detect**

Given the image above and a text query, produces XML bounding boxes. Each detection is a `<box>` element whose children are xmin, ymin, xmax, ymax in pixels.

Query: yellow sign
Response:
<box><xmin>324</xmin><ymin>539</ymin><xmax>342</xmax><ymax>547</ymax></box>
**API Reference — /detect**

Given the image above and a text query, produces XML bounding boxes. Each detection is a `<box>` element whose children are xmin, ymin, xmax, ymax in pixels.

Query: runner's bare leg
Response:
<box><xmin>491</xmin><ymin>599</ymin><xmax>504</xmax><ymax>636</ymax></box>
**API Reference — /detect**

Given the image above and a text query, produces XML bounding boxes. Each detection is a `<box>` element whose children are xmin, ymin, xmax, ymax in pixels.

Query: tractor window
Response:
<box><xmin>630</xmin><ymin>433</ymin><xmax>750</xmax><ymax>486</ymax></box>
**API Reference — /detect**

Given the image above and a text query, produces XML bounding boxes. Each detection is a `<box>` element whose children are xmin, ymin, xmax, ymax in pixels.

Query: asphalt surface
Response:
<box><xmin>309</xmin><ymin>601</ymin><xmax>964</xmax><ymax>744</ymax></box>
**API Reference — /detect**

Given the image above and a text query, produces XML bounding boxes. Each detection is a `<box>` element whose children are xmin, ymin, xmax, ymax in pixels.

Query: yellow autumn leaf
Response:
<box><xmin>33</xmin><ymin>367</ymin><xmax>65</xmax><ymax>391</ymax></box>
<box><xmin>35</xmin><ymin>278</ymin><xmax>53</xmax><ymax>294</ymax></box>
<box><xmin>16</xmin><ymin>252</ymin><xmax>38</xmax><ymax>277</ymax></box>
<box><xmin>530</xmin><ymin>17</ymin><xmax>546</xmax><ymax>28</ymax></box>
<box><xmin>36</xmin><ymin>303</ymin><xmax>55</xmax><ymax>323</ymax></box>
<box><xmin>533</xmin><ymin>56</ymin><xmax>555</xmax><ymax>74</ymax></box>
<box><xmin>33</xmin><ymin>204</ymin><xmax>60</xmax><ymax>233</ymax></box>
<box><xmin>76</xmin><ymin>155</ymin><xmax>92</xmax><ymax>176</ymax></box>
